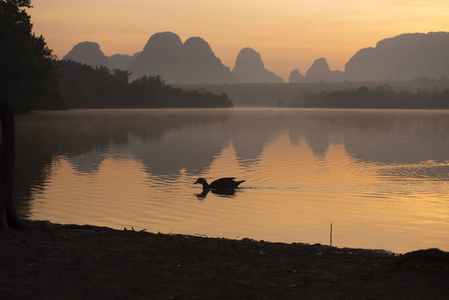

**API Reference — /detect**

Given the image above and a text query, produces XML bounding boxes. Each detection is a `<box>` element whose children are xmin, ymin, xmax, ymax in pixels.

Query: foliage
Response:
<box><xmin>58</xmin><ymin>60</ymin><xmax>233</xmax><ymax>108</ymax></box>
<box><xmin>0</xmin><ymin>0</ymin><xmax>63</xmax><ymax>112</ymax></box>
<box><xmin>303</xmin><ymin>85</ymin><xmax>449</xmax><ymax>109</ymax></box>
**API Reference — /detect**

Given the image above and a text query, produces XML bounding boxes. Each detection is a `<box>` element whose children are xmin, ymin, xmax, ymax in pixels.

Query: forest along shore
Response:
<box><xmin>1</xmin><ymin>222</ymin><xmax>448</xmax><ymax>299</ymax></box>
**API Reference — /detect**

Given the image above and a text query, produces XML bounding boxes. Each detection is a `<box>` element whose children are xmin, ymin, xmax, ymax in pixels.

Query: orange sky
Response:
<box><xmin>29</xmin><ymin>0</ymin><xmax>449</xmax><ymax>80</ymax></box>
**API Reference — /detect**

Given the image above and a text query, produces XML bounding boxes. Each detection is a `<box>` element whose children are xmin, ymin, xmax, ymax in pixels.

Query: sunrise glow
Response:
<box><xmin>29</xmin><ymin>0</ymin><xmax>449</xmax><ymax>80</ymax></box>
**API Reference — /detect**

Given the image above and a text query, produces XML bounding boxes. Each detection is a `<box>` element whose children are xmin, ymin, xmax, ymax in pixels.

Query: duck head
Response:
<box><xmin>194</xmin><ymin>178</ymin><xmax>208</xmax><ymax>187</ymax></box>
<box><xmin>194</xmin><ymin>178</ymin><xmax>210</xmax><ymax>191</ymax></box>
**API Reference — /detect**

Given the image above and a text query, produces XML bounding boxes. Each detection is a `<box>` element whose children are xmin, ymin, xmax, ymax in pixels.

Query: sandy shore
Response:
<box><xmin>1</xmin><ymin>222</ymin><xmax>448</xmax><ymax>299</ymax></box>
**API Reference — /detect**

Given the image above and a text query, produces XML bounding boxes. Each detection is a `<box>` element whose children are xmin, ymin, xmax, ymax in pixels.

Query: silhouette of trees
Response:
<box><xmin>58</xmin><ymin>60</ymin><xmax>233</xmax><ymax>108</ymax></box>
<box><xmin>304</xmin><ymin>85</ymin><xmax>449</xmax><ymax>109</ymax></box>
<box><xmin>0</xmin><ymin>0</ymin><xmax>63</xmax><ymax>112</ymax></box>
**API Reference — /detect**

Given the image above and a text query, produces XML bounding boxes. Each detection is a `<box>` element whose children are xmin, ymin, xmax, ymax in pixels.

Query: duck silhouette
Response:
<box><xmin>194</xmin><ymin>177</ymin><xmax>245</xmax><ymax>191</ymax></box>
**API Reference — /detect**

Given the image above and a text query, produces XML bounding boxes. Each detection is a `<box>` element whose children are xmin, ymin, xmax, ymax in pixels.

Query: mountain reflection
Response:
<box><xmin>14</xmin><ymin>108</ymin><xmax>449</xmax><ymax>216</ymax></box>
<box><xmin>342</xmin><ymin>111</ymin><xmax>449</xmax><ymax>164</ymax></box>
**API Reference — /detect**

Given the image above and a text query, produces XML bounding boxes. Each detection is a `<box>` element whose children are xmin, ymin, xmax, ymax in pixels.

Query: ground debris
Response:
<box><xmin>1</xmin><ymin>222</ymin><xmax>448</xmax><ymax>300</ymax></box>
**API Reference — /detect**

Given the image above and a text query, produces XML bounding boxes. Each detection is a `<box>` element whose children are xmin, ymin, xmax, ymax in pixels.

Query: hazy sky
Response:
<box><xmin>30</xmin><ymin>0</ymin><xmax>449</xmax><ymax>80</ymax></box>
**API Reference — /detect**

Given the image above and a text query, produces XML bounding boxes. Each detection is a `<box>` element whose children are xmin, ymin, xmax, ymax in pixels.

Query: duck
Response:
<box><xmin>194</xmin><ymin>177</ymin><xmax>245</xmax><ymax>191</ymax></box>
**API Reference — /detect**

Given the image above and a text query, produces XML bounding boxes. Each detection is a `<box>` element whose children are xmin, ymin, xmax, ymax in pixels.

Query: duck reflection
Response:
<box><xmin>196</xmin><ymin>188</ymin><xmax>240</xmax><ymax>199</ymax></box>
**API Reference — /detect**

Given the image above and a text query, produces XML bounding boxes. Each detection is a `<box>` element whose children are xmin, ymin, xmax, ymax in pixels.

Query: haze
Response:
<box><xmin>29</xmin><ymin>0</ymin><xmax>449</xmax><ymax>80</ymax></box>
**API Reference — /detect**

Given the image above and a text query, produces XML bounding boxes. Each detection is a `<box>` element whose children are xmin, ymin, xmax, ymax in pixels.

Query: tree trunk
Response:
<box><xmin>0</xmin><ymin>98</ymin><xmax>26</xmax><ymax>230</ymax></box>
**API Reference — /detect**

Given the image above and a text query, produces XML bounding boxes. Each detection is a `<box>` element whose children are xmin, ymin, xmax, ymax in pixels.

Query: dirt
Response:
<box><xmin>1</xmin><ymin>222</ymin><xmax>448</xmax><ymax>299</ymax></box>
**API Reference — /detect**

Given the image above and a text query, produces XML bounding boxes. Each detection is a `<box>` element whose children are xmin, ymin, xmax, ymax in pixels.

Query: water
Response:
<box><xmin>13</xmin><ymin>108</ymin><xmax>449</xmax><ymax>253</ymax></box>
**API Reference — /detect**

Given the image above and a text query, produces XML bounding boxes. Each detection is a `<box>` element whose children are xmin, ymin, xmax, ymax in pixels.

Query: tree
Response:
<box><xmin>0</xmin><ymin>0</ymin><xmax>63</xmax><ymax>112</ymax></box>
<box><xmin>0</xmin><ymin>98</ymin><xmax>26</xmax><ymax>230</ymax></box>
<box><xmin>112</xmin><ymin>69</ymin><xmax>132</xmax><ymax>84</ymax></box>
<box><xmin>0</xmin><ymin>0</ymin><xmax>59</xmax><ymax>230</ymax></box>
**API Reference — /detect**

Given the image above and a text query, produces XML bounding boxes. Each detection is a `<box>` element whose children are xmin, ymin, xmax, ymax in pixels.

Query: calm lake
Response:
<box><xmin>14</xmin><ymin>108</ymin><xmax>449</xmax><ymax>253</ymax></box>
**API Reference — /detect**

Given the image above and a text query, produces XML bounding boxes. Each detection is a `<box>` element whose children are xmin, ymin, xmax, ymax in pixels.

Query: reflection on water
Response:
<box><xmin>14</xmin><ymin>108</ymin><xmax>449</xmax><ymax>253</ymax></box>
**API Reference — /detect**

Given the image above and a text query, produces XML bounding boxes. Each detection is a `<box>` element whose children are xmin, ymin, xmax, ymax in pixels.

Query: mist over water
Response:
<box><xmin>15</xmin><ymin>108</ymin><xmax>449</xmax><ymax>253</ymax></box>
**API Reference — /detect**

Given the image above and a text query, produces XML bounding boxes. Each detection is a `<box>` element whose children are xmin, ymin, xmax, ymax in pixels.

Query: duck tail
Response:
<box><xmin>236</xmin><ymin>180</ymin><xmax>245</xmax><ymax>186</ymax></box>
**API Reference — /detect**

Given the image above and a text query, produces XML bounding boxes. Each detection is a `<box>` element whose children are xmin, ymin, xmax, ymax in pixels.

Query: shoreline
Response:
<box><xmin>1</xmin><ymin>221</ymin><xmax>448</xmax><ymax>299</ymax></box>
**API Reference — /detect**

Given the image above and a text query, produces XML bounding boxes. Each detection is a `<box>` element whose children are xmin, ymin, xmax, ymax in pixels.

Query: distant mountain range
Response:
<box><xmin>63</xmin><ymin>32</ymin><xmax>282</xmax><ymax>84</ymax></box>
<box><xmin>63</xmin><ymin>31</ymin><xmax>449</xmax><ymax>84</ymax></box>
<box><xmin>345</xmin><ymin>32</ymin><xmax>449</xmax><ymax>81</ymax></box>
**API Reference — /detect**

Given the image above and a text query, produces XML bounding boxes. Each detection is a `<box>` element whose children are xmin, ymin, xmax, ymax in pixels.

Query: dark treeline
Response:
<box><xmin>58</xmin><ymin>60</ymin><xmax>233</xmax><ymax>109</ymax></box>
<box><xmin>302</xmin><ymin>85</ymin><xmax>449</xmax><ymax>109</ymax></box>
<box><xmin>0</xmin><ymin>0</ymin><xmax>63</xmax><ymax>112</ymax></box>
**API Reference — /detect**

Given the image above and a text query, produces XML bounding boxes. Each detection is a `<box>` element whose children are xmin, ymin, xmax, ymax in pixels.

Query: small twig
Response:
<box><xmin>158</xmin><ymin>230</ymin><xmax>173</xmax><ymax>235</ymax></box>
<box><xmin>193</xmin><ymin>233</ymin><xmax>209</xmax><ymax>238</ymax></box>
<box><xmin>330</xmin><ymin>223</ymin><xmax>333</xmax><ymax>247</ymax></box>
<box><xmin>124</xmin><ymin>227</ymin><xmax>146</xmax><ymax>232</ymax></box>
